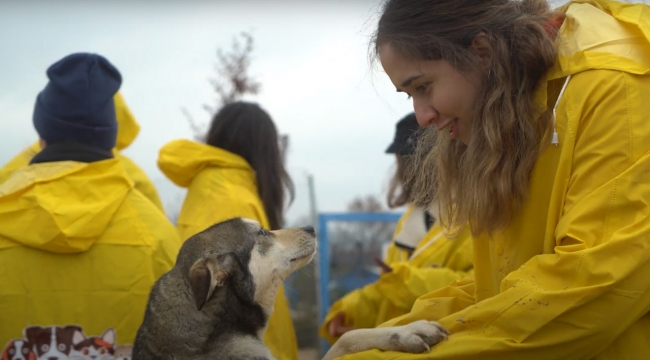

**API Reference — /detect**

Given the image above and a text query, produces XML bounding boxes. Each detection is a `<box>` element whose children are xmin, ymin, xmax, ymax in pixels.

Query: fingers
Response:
<box><xmin>328</xmin><ymin>311</ymin><xmax>346</xmax><ymax>337</ymax></box>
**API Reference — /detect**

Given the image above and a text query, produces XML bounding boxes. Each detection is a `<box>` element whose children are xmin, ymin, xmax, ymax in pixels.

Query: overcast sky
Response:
<box><xmin>2</xmin><ymin>0</ymin><xmax>636</xmax><ymax>224</ymax></box>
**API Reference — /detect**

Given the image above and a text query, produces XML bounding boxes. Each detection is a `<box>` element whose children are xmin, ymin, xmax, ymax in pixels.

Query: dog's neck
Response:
<box><xmin>253</xmin><ymin>277</ymin><xmax>281</xmax><ymax>319</ymax></box>
<box><xmin>217</xmin><ymin>279</ymin><xmax>269</xmax><ymax>338</ymax></box>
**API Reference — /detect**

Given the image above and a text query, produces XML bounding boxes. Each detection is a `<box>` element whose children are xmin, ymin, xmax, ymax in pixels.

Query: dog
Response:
<box><xmin>69</xmin><ymin>328</ymin><xmax>116</xmax><ymax>360</ymax></box>
<box><xmin>133</xmin><ymin>217</ymin><xmax>448</xmax><ymax>360</ymax></box>
<box><xmin>1</xmin><ymin>340</ymin><xmax>34</xmax><ymax>360</ymax></box>
<box><xmin>23</xmin><ymin>325</ymin><xmax>82</xmax><ymax>360</ymax></box>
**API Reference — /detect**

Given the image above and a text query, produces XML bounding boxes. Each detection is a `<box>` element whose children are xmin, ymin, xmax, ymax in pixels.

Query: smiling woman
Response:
<box><xmin>374</xmin><ymin>0</ymin><xmax>558</xmax><ymax>235</ymax></box>
<box><xmin>380</xmin><ymin>51</ymin><xmax>480</xmax><ymax>143</ymax></box>
<box><xmin>333</xmin><ymin>0</ymin><xmax>650</xmax><ymax>359</ymax></box>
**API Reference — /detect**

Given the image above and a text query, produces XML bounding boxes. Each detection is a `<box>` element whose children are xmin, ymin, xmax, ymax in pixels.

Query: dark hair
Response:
<box><xmin>205</xmin><ymin>101</ymin><xmax>294</xmax><ymax>230</ymax></box>
<box><xmin>386</xmin><ymin>154</ymin><xmax>414</xmax><ymax>209</ymax></box>
<box><xmin>372</xmin><ymin>0</ymin><xmax>560</xmax><ymax>236</ymax></box>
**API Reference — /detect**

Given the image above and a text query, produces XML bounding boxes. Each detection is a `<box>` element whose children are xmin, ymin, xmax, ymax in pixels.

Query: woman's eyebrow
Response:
<box><xmin>401</xmin><ymin>74</ymin><xmax>424</xmax><ymax>87</ymax></box>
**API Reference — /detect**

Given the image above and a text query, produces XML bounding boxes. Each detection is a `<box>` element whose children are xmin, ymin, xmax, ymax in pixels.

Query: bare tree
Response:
<box><xmin>182</xmin><ymin>32</ymin><xmax>262</xmax><ymax>140</ymax></box>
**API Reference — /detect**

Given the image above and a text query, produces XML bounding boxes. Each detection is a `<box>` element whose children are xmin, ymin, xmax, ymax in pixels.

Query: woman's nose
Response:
<box><xmin>413</xmin><ymin>99</ymin><xmax>437</xmax><ymax>127</ymax></box>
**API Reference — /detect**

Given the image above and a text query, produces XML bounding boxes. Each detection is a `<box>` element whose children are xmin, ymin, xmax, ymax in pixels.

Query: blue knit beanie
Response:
<box><xmin>33</xmin><ymin>52</ymin><xmax>122</xmax><ymax>151</ymax></box>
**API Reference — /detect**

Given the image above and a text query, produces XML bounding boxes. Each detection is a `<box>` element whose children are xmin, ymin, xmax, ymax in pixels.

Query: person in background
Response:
<box><xmin>0</xmin><ymin>53</ymin><xmax>180</xmax><ymax>350</ymax></box>
<box><xmin>320</xmin><ymin>113</ymin><xmax>473</xmax><ymax>344</ymax></box>
<box><xmin>337</xmin><ymin>0</ymin><xmax>650</xmax><ymax>359</ymax></box>
<box><xmin>0</xmin><ymin>92</ymin><xmax>165</xmax><ymax>212</ymax></box>
<box><xmin>157</xmin><ymin>101</ymin><xmax>299</xmax><ymax>360</ymax></box>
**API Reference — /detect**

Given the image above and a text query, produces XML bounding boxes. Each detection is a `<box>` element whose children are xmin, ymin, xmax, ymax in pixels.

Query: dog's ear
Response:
<box><xmin>189</xmin><ymin>253</ymin><xmax>236</xmax><ymax>311</ymax></box>
<box><xmin>72</xmin><ymin>330</ymin><xmax>86</xmax><ymax>346</ymax></box>
<box><xmin>100</xmin><ymin>328</ymin><xmax>116</xmax><ymax>346</ymax></box>
<box><xmin>23</xmin><ymin>326</ymin><xmax>44</xmax><ymax>344</ymax></box>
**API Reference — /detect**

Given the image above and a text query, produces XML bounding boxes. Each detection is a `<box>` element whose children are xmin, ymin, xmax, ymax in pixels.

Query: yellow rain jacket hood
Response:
<box><xmin>0</xmin><ymin>92</ymin><xmax>164</xmax><ymax>211</ymax></box>
<box><xmin>158</xmin><ymin>139</ymin><xmax>299</xmax><ymax>360</ymax></box>
<box><xmin>338</xmin><ymin>1</ymin><xmax>650</xmax><ymax>359</ymax></box>
<box><xmin>319</xmin><ymin>204</ymin><xmax>473</xmax><ymax>344</ymax></box>
<box><xmin>0</xmin><ymin>159</ymin><xmax>181</xmax><ymax>348</ymax></box>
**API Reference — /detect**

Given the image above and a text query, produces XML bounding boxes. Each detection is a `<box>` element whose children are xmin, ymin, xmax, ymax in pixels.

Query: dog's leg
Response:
<box><xmin>321</xmin><ymin>320</ymin><xmax>449</xmax><ymax>360</ymax></box>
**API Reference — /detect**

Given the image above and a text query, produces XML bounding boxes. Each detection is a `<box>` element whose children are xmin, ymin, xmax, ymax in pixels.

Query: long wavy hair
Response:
<box><xmin>373</xmin><ymin>0</ymin><xmax>560</xmax><ymax>236</ymax></box>
<box><xmin>205</xmin><ymin>101</ymin><xmax>295</xmax><ymax>230</ymax></box>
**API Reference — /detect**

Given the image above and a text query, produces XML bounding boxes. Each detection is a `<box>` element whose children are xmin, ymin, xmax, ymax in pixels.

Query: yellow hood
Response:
<box><xmin>552</xmin><ymin>0</ymin><xmax>650</xmax><ymax>78</ymax></box>
<box><xmin>114</xmin><ymin>92</ymin><xmax>141</xmax><ymax>150</ymax></box>
<box><xmin>0</xmin><ymin>159</ymin><xmax>132</xmax><ymax>253</ymax></box>
<box><xmin>533</xmin><ymin>0</ymin><xmax>650</xmax><ymax>118</ymax></box>
<box><xmin>157</xmin><ymin>139</ymin><xmax>252</xmax><ymax>188</ymax></box>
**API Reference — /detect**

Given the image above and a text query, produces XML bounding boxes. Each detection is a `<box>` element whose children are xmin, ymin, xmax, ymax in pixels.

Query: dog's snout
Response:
<box><xmin>301</xmin><ymin>226</ymin><xmax>315</xmax><ymax>234</ymax></box>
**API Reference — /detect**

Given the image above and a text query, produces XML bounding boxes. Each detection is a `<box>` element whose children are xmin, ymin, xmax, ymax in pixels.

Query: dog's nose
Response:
<box><xmin>301</xmin><ymin>226</ymin><xmax>315</xmax><ymax>234</ymax></box>
<box><xmin>48</xmin><ymin>357</ymin><xmax>58</xmax><ymax>360</ymax></box>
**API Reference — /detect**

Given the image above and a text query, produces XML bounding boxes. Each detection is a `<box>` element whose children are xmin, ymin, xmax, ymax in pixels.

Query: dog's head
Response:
<box><xmin>24</xmin><ymin>326</ymin><xmax>80</xmax><ymax>359</ymax></box>
<box><xmin>176</xmin><ymin>217</ymin><xmax>317</xmax><ymax>312</ymax></box>
<box><xmin>2</xmin><ymin>339</ymin><xmax>34</xmax><ymax>360</ymax></box>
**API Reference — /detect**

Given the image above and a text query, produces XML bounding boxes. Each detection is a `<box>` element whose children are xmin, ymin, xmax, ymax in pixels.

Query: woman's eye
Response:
<box><xmin>416</xmin><ymin>83</ymin><xmax>428</xmax><ymax>93</ymax></box>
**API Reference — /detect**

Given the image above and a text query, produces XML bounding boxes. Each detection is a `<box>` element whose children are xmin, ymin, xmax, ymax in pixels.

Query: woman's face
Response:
<box><xmin>379</xmin><ymin>43</ymin><xmax>482</xmax><ymax>145</ymax></box>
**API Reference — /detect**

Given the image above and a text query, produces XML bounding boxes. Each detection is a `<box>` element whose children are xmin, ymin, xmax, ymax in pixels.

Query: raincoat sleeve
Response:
<box><xmin>375</xmin><ymin>263</ymin><xmax>473</xmax><ymax>311</ymax></box>
<box><xmin>319</xmin><ymin>282</ymin><xmax>385</xmax><ymax>344</ymax></box>
<box><xmin>338</xmin><ymin>70</ymin><xmax>650</xmax><ymax>359</ymax></box>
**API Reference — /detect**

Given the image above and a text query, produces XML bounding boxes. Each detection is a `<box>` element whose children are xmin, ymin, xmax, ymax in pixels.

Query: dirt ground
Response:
<box><xmin>298</xmin><ymin>348</ymin><xmax>320</xmax><ymax>360</ymax></box>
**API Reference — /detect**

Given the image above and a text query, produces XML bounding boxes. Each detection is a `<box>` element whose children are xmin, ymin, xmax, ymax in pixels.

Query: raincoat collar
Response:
<box><xmin>30</xmin><ymin>140</ymin><xmax>113</xmax><ymax>165</ymax></box>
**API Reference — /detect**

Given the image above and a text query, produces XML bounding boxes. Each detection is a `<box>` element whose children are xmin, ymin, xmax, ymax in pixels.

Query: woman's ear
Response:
<box><xmin>469</xmin><ymin>32</ymin><xmax>492</xmax><ymax>71</ymax></box>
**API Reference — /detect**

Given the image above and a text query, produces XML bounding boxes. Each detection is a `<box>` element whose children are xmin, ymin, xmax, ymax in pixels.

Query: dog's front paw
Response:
<box><xmin>387</xmin><ymin>320</ymin><xmax>449</xmax><ymax>353</ymax></box>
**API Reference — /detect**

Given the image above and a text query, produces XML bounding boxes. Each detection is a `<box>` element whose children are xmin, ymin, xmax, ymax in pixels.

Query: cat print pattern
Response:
<box><xmin>1</xmin><ymin>326</ymin><xmax>132</xmax><ymax>360</ymax></box>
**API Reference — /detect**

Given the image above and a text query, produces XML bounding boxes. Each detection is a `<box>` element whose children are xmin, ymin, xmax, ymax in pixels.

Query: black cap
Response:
<box><xmin>385</xmin><ymin>113</ymin><xmax>419</xmax><ymax>155</ymax></box>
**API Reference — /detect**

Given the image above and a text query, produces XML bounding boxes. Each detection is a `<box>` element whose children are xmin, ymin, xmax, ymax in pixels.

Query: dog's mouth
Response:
<box><xmin>290</xmin><ymin>249</ymin><xmax>316</xmax><ymax>262</ymax></box>
<box><xmin>290</xmin><ymin>253</ymin><xmax>311</xmax><ymax>262</ymax></box>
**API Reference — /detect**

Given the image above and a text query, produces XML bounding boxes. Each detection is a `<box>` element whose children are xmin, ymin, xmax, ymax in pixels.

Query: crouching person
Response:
<box><xmin>0</xmin><ymin>53</ymin><xmax>181</xmax><ymax>354</ymax></box>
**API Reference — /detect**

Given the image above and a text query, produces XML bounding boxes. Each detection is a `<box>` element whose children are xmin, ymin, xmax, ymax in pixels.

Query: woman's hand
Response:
<box><xmin>328</xmin><ymin>311</ymin><xmax>356</xmax><ymax>337</ymax></box>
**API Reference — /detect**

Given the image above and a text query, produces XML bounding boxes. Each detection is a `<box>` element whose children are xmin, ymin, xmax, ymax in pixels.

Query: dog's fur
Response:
<box><xmin>133</xmin><ymin>218</ymin><xmax>448</xmax><ymax>360</ymax></box>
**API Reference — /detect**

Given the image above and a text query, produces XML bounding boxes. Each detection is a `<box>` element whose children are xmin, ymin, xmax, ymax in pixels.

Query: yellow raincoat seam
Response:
<box><xmin>602</xmin><ymin>178</ymin><xmax>619</xmax><ymax>244</ymax></box>
<box><xmin>624</xmin><ymin>73</ymin><xmax>634</xmax><ymax>166</ymax></box>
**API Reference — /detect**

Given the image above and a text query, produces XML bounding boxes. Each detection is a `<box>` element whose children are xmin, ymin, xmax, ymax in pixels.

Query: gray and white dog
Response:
<box><xmin>133</xmin><ymin>218</ymin><xmax>448</xmax><ymax>360</ymax></box>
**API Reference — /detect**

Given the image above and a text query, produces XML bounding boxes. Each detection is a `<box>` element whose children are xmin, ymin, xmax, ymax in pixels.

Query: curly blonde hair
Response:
<box><xmin>373</xmin><ymin>0</ymin><xmax>560</xmax><ymax>236</ymax></box>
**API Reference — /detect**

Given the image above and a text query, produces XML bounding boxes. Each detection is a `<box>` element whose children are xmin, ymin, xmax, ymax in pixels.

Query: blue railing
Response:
<box><xmin>317</xmin><ymin>211</ymin><xmax>403</xmax><ymax>356</ymax></box>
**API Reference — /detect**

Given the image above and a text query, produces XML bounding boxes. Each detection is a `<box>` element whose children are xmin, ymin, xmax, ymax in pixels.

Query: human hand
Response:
<box><xmin>328</xmin><ymin>311</ymin><xmax>356</xmax><ymax>337</ymax></box>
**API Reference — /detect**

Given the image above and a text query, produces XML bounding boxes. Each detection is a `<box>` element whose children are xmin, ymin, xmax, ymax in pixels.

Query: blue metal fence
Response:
<box><xmin>317</xmin><ymin>211</ymin><xmax>403</xmax><ymax>356</ymax></box>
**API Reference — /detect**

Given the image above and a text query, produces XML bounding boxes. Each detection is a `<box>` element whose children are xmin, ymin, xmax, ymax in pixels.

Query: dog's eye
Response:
<box><xmin>258</xmin><ymin>228</ymin><xmax>267</xmax><ymax>235</ymax></box>
<box><xmin>58</xmin><ymin>344</ymin><xmax>66</xmax><ymax>352</ymax></box>
<box><xmin>41</xmin><ymin>344</ymin><xmax>49</xmax><ymax>352</ymax></box>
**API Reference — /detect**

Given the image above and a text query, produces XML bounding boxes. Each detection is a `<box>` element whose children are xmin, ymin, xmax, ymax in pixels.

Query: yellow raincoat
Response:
<box><xmin>0</xmin><ymin>92</ymin><xmax>164</xmax><ymax>211</ymax></box>
<box><xmin>0</xmin><ymin>158</ymin><xmax>181</xmax><ymax>347</ymax></box>
<box><xmin>319</xmin><ymin>205</ymin><xmax>473</xmax><ymax>344</ymax></box>
<box><xmin>338</xmin><ymin>1</ymin><xmax>650</xmax><ymax>359</ymax></box>
<box><xmin>158</xmin><ymin>139</ymin><xmax>299</xmax><ymax>360</ymax></box>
